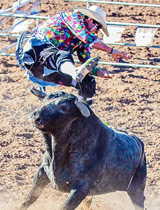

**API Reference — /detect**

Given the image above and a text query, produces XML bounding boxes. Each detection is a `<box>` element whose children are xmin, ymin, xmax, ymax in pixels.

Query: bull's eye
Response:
<box><xmin>59</xmin><ymin>105</ymin><xmax>68</xmax><ymax>113</ymax></box>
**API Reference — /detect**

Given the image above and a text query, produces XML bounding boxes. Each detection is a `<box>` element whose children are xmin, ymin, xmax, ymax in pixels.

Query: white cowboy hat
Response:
<box><xmin>74</xmin><ymin>5</ymin><xmax>109</xmax><ymax>36</ymax></box>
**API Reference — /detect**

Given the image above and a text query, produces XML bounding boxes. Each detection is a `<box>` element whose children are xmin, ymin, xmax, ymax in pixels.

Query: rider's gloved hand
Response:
<box><xmin>97</xmin><ymin>69</ymin><xmax>114</xmax><ymax>79</ymax></box>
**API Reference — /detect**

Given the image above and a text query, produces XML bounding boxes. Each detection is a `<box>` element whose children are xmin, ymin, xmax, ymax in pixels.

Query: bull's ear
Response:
<box><xmin>75</xmin><ymin>100</ymin><xmax>90</xmax><ymax>118</ymax></box>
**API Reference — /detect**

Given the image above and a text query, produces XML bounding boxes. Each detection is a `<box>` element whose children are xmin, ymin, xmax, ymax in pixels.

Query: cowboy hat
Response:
<box><xmin>74</xmin><ymin>5</ymin><xmax>109</xmax><ymax>36</ymax></box>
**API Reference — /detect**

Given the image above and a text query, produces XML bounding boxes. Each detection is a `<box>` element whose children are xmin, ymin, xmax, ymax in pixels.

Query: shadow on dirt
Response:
<box><xmin>1</xmin><ymin>60</ymin><xmax>19</xmax><ymax>68</ymax></box>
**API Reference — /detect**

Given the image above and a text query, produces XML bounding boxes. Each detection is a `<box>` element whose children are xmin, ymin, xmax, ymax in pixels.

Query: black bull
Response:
<box><xmin>19</xmin><ymin>91</ymin><xmax>147</xmax><ymax>210</ymax></box>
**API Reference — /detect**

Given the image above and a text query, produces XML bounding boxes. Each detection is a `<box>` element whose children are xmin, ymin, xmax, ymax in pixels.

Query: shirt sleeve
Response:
<box><xmin>77</xmin><ymin>44</ymin><xmax>91</xmax><ymax>63</ymax></box>
<box><xmin>60</xmin><ymin>10</ymin><xmax>100</xmax><ymax>46</ymax></box>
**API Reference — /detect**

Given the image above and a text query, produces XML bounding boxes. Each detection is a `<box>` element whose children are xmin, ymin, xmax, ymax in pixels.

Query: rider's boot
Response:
<box><xmin>77</xmin><ymin>95</ymin><xmax>93</xmax><ymax>106</ymax></box>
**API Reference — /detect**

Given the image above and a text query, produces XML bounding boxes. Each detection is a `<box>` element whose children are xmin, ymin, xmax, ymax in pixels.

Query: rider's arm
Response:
<box><xmin>92</xmin><ymin>40</ymin><xmax>130</xmax><ymax>62</ymax></box>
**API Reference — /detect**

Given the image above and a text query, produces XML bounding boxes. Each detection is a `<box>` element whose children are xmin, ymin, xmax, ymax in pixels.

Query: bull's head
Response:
<box><xmin>31</xmin><ymin>88</ymin><xmax>90</xmax><ymax>134</ymax></box>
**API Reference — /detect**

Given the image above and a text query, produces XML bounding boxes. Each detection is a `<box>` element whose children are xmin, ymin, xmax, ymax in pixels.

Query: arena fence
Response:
<box><xmin>0</xmin><ymin>0</ymin><xmax>159</xmax><ymax>69</ymax></box>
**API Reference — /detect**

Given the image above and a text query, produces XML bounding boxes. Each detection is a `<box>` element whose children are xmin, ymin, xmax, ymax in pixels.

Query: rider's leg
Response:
<box><xmin>54</xmin><ymin>50</ymin><xmax>98</xmax><ymax>82</ymax></box>
<box><xmin>59</xmin><ymin>57</ymin><xmax>99</xmax><ymax>82</ymax></box>
<box><xmin>59</xmin><ymin>61</ymin><xmax>78</xmax><ymax>80</ymax></box>
<box><xmin>76</xmin><ymin>75</ymin><xmax>96</xmax><ymax>106</ymax></box>
<box><xmin>22</xmin><ymin>44</ymin><xmax>98</xmax><ymax>94</ymax></box>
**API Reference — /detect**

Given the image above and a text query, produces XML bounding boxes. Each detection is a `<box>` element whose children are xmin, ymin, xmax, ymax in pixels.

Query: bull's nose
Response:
<box><xmin>34</xmin><ymin>117</ymin><xmax>44</xmax><ymax>129</ymax></box>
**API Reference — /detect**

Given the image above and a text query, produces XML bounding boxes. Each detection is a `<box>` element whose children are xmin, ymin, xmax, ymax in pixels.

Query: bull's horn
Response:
<box><xmin>75</xmin><ymin>100</ymin><xmax>90</xmax><ymax>118</ymax></box>
<box><xmin>30</xmin><ymin>86</ymin><xmax>47</xmax><ymax>99</ymax></box>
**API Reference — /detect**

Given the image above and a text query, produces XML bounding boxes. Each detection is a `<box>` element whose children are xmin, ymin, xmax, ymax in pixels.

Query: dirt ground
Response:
<box><xmin>0</xmin><ymin>0</ymin><xmax>160</xmax><ymax>209</ymax></box>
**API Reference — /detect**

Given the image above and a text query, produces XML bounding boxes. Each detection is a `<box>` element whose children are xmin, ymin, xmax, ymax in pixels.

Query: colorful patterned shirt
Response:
<box><xmin>33</xmin><ymin>9</ymin><xmax>100</xmax><ymax>63</ymax></box>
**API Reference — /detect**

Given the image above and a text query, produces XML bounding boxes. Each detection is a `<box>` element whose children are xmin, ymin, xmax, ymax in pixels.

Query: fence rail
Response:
<box><xmin>1</xmin><ymin>13</ymin><xmax>160</xmax><ymax>28</ymax></box>
<box><xmin>106</xmin><ymin>22</ymin><xmax>160</xmax><ymax>29</ymax></box>
<box><xmin>0</xmin><ymin>0</ymin><xmax>32</xmax><ymax>15</ymax></box>
<box><xmin>74</xmin><ymin>60</ymin><xmax>160</xmax><ymax>69</ymax></box>
<box><xmin>64</xmin><ymin>0</ymin><xmax>160</xmax><ymax>8</ymax></box>
<box><xmin>0</xmin><ymin>13</ymin><xmax>49</xmax><ymax>19</ymax></box>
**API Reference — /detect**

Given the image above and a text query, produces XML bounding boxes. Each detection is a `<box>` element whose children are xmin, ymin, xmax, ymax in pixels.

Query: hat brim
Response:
<box><xmin>75</xmin><ymin>7</ymin><xmax>109</xmax><ymax>36</ymax></box>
